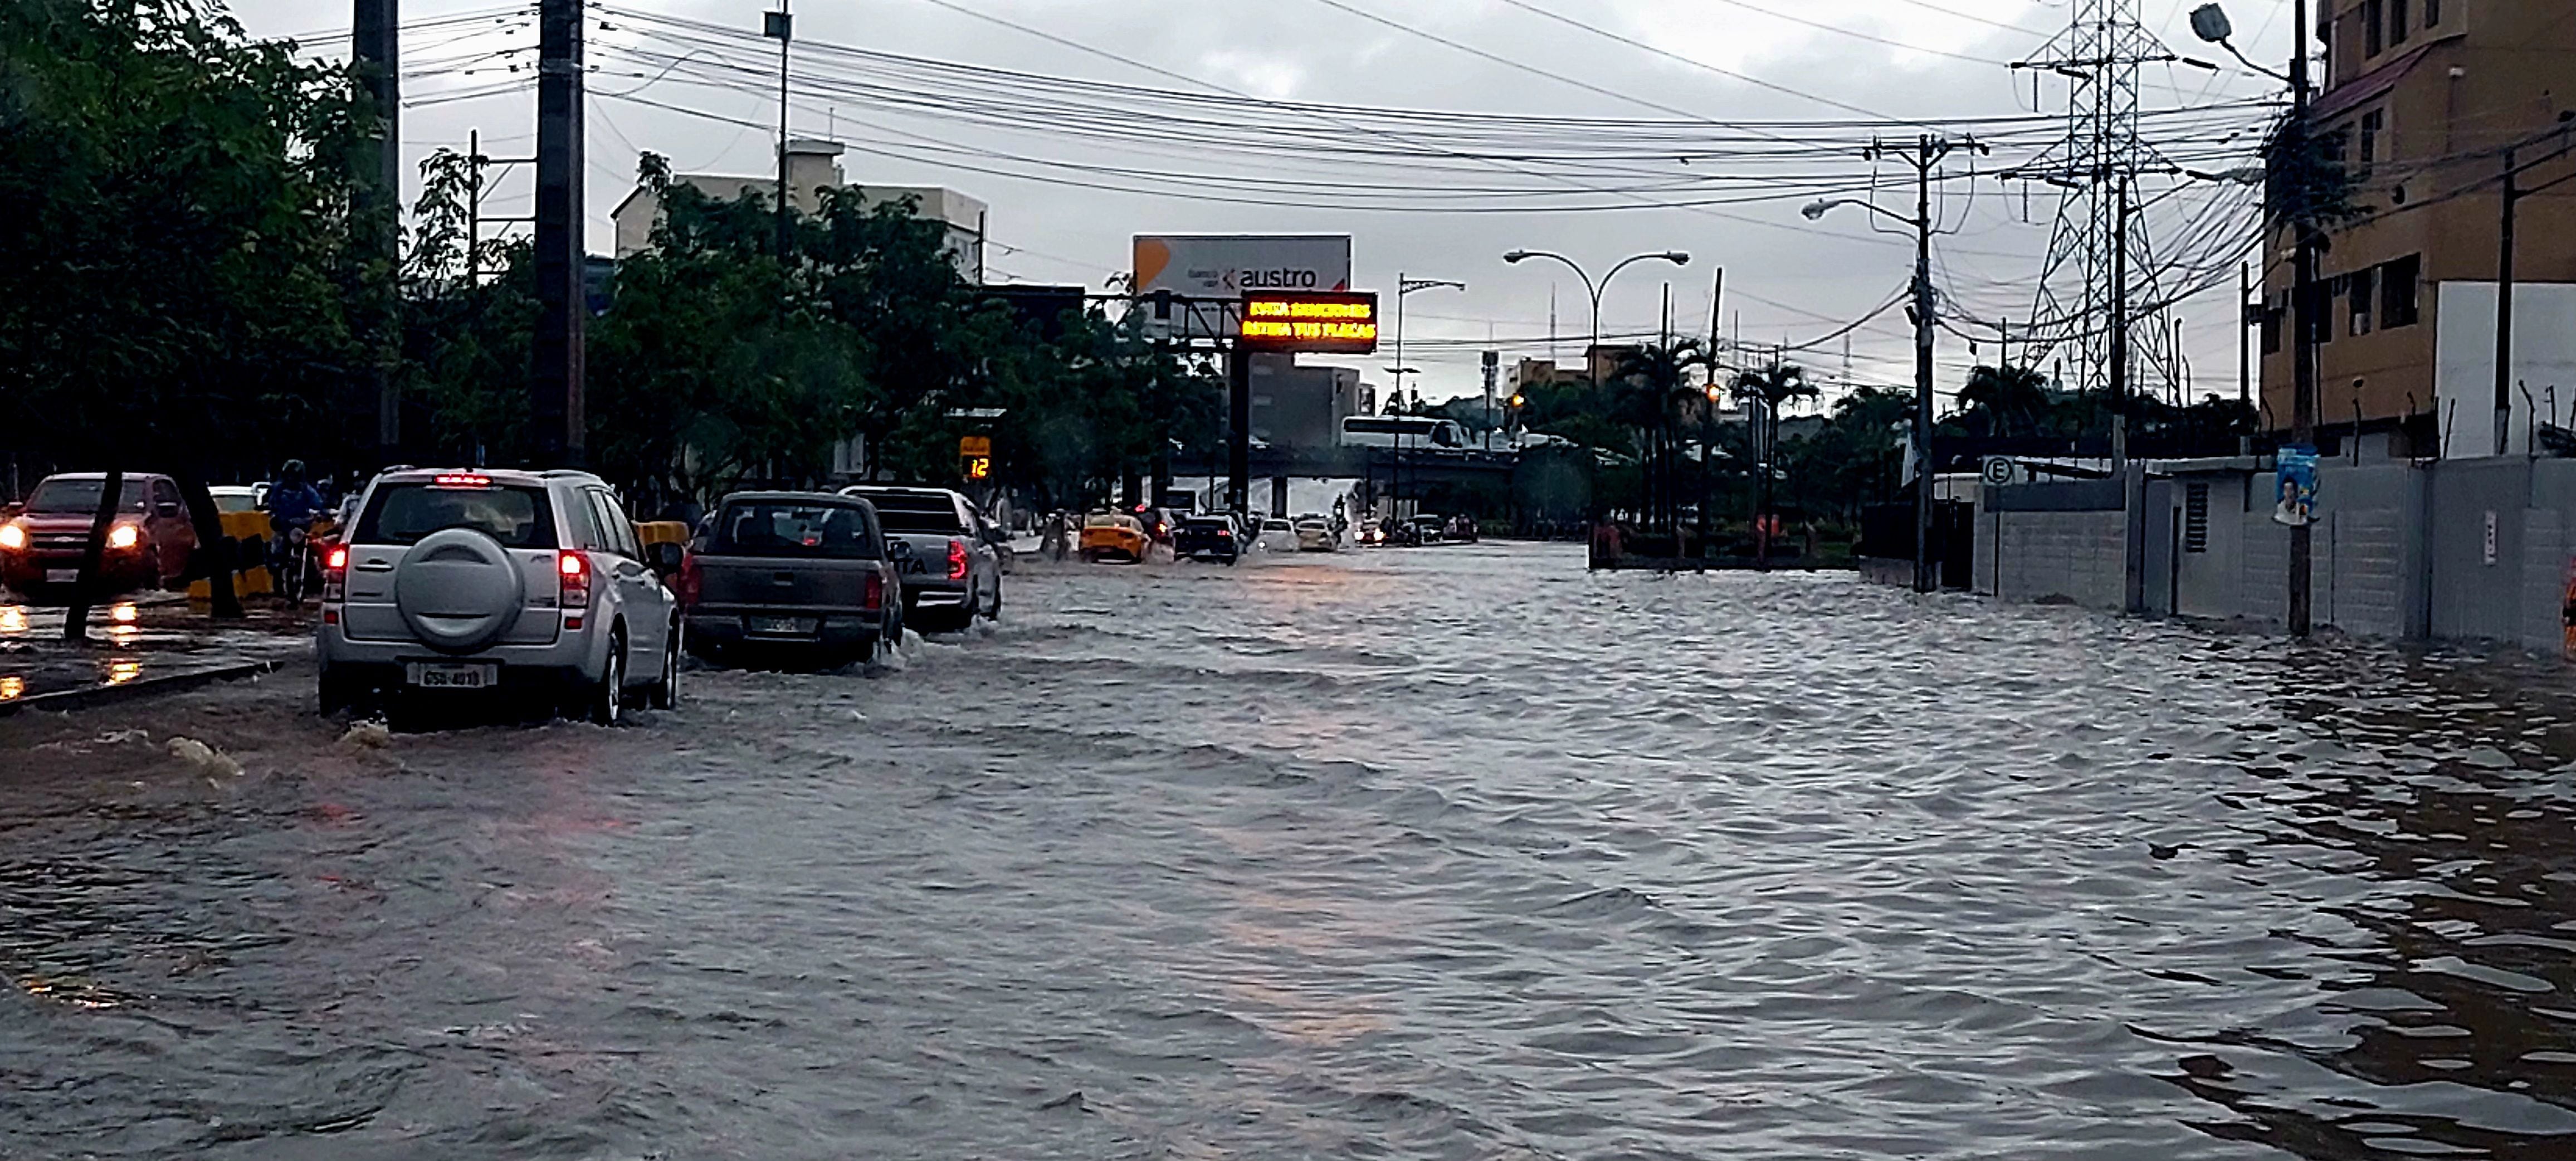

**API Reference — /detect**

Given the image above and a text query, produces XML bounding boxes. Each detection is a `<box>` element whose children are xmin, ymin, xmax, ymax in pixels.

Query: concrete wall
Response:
<box><xmin>1975</xmin><ymin>480</ymin><xmax>2126</xmax><ymax>610</ymax></box>
<box><xmin>1979</xmin><ymin>458</ymin><xmax>2576</xmax><ymax>656</ymax></box>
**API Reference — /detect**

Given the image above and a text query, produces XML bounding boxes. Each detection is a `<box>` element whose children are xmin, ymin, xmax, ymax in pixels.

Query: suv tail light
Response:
<box><xmin>947</xmin><ymin>539</ymin><xmax>969</xmax><ymax>580</ymax></box>
<box><xmin>862</xmin><ymin>569</ymin><xmax>885</xmax><ymax>612</ymax></box>
<box><xmin>321</xmin><ymin>545</ymin><xmax>348</xmax><ymax>607</ymax></box>
<box><xmin>558</xmin><ymin>550</ymin><xmax>591</xmax><ymax>627</ymax></box>
<box><xmin>676</xmin><ymin>553</ymin><xmax>701</xmax><ymax>607</ymax></box>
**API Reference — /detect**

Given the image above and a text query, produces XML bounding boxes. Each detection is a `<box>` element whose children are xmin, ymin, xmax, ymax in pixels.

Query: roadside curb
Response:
<box><xmin>0</xmin><ymin>658</ymin><xmax>282</xmax><ymax>718</ymax></box>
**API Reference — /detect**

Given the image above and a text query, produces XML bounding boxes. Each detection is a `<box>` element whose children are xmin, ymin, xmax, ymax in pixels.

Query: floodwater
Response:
<box><xmin>5</xmin><ymin>543</ymin><xmax>2576</xmax><ymax>1160</ymax></box>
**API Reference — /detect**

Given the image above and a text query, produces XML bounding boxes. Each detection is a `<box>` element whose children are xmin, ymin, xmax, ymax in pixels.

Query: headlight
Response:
<box><xmin>106</xmin><ymin>524</ymin><xmax>141</xmax><ymax>550</ymax></box>
<box><xmin>0</xmin><ymin>524</ymin><xmax>22</xmax><ymax>551</ymax></box>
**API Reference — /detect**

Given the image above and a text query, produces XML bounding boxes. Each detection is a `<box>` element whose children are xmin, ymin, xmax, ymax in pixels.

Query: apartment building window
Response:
<box><xmin>2359</xmin><ymin>108</ymin><xmax>2384</xmax><ymax>176</ymax></box>
<box><xmin>2423</xmin><ymin>0</ymin><xmax>2440</xmax><ymax>27</ymax></box>
<box><xmin>2261</xmin><ymin>301</ymin><xmax>2283</xmax><ymax>354</ymax></box>
<box><xmin>2380</xmin><ymin>254</ymin><xmax>2421</xmax><ymax>328</ymax></box>
<box><xmin>2365</xmin><ymin>0</ymin><xmax>2384</xmax><ymax>56</ymax></box>
<box><xmin>2348</xmin><ymin>268</ymin><xmax>2376</xmax><ymax>336</ymax></box>
<box><xmin>2390</xmin><ymin>0</ymin><xmax>2409</xmax><ymax>44</ymax></box>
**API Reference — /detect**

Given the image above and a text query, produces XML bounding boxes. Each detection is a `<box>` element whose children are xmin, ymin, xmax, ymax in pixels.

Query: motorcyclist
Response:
<box><xmin>264</xmin><ymin>460</ymin><xmax>326</xmax><ymax>577</ymax></box>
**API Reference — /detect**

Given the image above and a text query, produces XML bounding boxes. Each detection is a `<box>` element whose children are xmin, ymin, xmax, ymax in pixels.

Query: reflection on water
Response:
<box><xmin>0</xmin><ymin>675</ymin><xmax>20</xmax><ymax>701</ymax></box>
<box><xmin>3</xmin><ymin>546</ymin><xmax>2575</xmax><ymax>1160</ymax></box>
<box><xmin>100</xmin><ymin>659</ymin><xmax>140</xmax><ymax>685</ymax></box>
<box><xmin>0</xmin><ymin>606</ymin><xmax>25</xmax><ymax>634</ymax></box>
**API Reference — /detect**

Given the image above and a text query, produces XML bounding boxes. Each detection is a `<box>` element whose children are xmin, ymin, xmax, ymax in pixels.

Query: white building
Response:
<box><xmin>609</xmin><ymin>139</ymin><xmax>988</xmax><ymax>281</ymax></box>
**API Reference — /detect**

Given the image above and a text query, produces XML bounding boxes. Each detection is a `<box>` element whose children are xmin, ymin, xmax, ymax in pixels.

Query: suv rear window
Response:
<box><xmin>851</xmin><ymin>491</ymin><xmax>963</xmax><ymax>535</ymax></box>
<box><xmin>356</xmin><ymin>482</ymin><xmax>556</xmax><ymax>548</ymax></box>
<box><xmin>710</xmin><ymin>501</ymin><xmax>881</xmax><ymax>559</ymax></box>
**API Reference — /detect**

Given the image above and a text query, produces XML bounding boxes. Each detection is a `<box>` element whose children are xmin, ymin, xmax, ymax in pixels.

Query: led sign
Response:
<box><xmin>1237</xmin><ymin>292</ymin><xmax>1380</xmax><ymax>354</ymax></box>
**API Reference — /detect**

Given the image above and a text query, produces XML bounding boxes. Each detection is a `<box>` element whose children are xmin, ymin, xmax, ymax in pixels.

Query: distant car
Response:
<box><xmin>1080</xmin><ymin>513</ymin><xmax>1151</xmax><ymax>563</ymax></box>
<box><xmin>1173</xmin><ymin>516</ymin><xmax>1240</xmax><ymax>564</ymax></box>
<box><xmin>1256</xmin><ymin>518</ymin><xmax>1299</xmax><ymax>554</ymax></box>
<box><xmin>1446</xmin><ymin>514</ymin><xmax>1481</xmax><ymax>543</ymax></box>
<box><xmin>1357</xmin><ymin>519</ymin><xmax>1388</xmax><ymax>547</ymax></box>
<box><xmin>1294</xmin><ymin>516</ymin><xmax>1339</xmax><ymax>552</ymax></box>
<box><xmin>316</xmin><ymin>467</ymin><xmax>681</xmax><ymax>725</ymax></box>
<box><xmin>838</xmin><ymin>485</ymin><xmax>1004</xmax><ymax>634</ymax></box>
<box><xmin>682</xmin><ymin>492</ymin><xmax>901</xmax><ymax>666</ymax></box>
<box><xmin>0</xmin><ymin>472</ymin><xmax>199</xmax><ymax>602</ymax></box>
<box><xmin>1409</xmin><ymin>515</ymin><xmax>1447</xmax><ymax>544</ymax></box>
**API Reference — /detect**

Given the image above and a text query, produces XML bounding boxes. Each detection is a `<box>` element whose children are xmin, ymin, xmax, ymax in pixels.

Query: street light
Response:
<box><xmin>2188</xmin><ymin>4</ymin><xmax>2294</xmax><ymax>83</ymax></box>
<box><xmin>1501</xmin><ymin>249</ymin><xmax>1690</xmax><ymax>386</ymax></box>
<box><xmin>1391</xmin><ymin>274</ymin><xmax>1465</xmax><ymax>416</ymax></box>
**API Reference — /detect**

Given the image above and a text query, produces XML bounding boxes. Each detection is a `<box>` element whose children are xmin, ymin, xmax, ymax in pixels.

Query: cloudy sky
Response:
<box><xmin>232</xmin><ymin>0</ymin><xmax>2301</xmax><ymax>408</ymax></box>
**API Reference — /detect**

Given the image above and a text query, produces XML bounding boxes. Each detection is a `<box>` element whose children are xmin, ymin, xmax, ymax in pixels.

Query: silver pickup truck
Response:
<box><xmin>681</xmin><ymin>492</ymin><xmax>902</xmax><ymax>666</ymax></box>
<box><xmin>837</xmin><ymin>486</ymin><xmax>1003</xmax><ymax>634</ymax></box>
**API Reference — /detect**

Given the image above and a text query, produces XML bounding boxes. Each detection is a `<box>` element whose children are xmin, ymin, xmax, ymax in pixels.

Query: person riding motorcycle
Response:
<box><xmin>264</xmin><ymin>461</ymin><xmax>327</xmax><ymax>582</ymax></box>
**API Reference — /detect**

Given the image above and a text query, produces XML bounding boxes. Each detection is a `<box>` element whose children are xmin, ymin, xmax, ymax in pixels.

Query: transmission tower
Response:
<box><xmin>2008</xmin><ymin>0</ymin><xmax>2187</xmax><ymax>406</ymax></box>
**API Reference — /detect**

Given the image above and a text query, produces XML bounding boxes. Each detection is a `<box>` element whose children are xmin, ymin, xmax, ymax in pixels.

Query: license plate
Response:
<box><xmin>406</xmin><ymin>662</ymin><xmax>497</xmax><ymax>689</ymax></box>
<box><xmin>749</xmin><ymin>616</ymin><xmax>817</xmax><ymax>636</ymax></box>
<box><xmin>45</xmin><ymin>569</ymin><xmax>79</xmax><ymax>584</ymax></box>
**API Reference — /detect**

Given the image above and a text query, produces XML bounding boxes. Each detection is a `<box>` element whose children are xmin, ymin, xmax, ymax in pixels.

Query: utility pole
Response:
<box><xmin>1910</xmin><ymin>134</ymin><xmax>1948</xmax><ymax>595</ymax></box>
<box><xmin>531</xmin><ymin>0</ymin><xmax>584</xmax><ymax>465</ymax></box>
<box><xmin>2287</xmin><ymin>0</ymin><xmax>2317</xmax><ymax>637</ymax></box>
<box><xmin>2494</xmin><ymin>143</ymin><xmax>2519</xmax><ymax>456</ymax></box>
<box><xmin>765</xmin><ymin>1</ymin><xmax>793</xmax><ymax>260</ymax></box>
<box><xmin>1702</xmin><ymin>265</ymin><xmax>1724</xmax><ymax>554</ymax></box>
<box><xmin>2110</xmin><ymin>175</ymin><xmax>2131</xmax><ymax>468</ymax></box>
<box><xmin>354</xmin><ymin>0</ymin><xmax>401</xmax><ymax>457</ymax></box>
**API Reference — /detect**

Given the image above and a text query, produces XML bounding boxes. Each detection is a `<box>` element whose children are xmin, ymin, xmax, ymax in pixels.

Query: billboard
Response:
<box><xmin>1133</xmin><ymin>235</ymin><xmax>1352</xmax><ymax>339</ymax></box>
<box><xmin>1240</xmin><ymin>292</ymin><xmax>1379</xmax><ymax>355</ymax></box>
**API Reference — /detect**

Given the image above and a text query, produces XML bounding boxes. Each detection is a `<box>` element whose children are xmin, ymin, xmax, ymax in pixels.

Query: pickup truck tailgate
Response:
<box><xmin>694</xmin><ymin>553</ymin><xmax>876</xmax><ymax>613</ymax></box>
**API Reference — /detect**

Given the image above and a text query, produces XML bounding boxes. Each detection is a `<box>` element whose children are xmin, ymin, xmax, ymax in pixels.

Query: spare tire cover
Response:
<box><xmin>394</xmin><ymin>528</ymin><xmax>528</xmax><ymax>654</ymax></box>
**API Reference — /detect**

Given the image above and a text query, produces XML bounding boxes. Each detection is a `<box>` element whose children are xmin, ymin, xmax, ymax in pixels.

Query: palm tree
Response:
<box><xmin>1957</xmin><ymin>363</ymin><xmax>2051</xmax><ymax>437</ymax></box>
<box><xmin>1731</xmin><ymin>361</ymin><xmax>1817</xmax><ymax>568</ymax></box>
<box><xmin>1613</xmin><ymin>340</ymin><xmax>1718</xmax><ymax>534</ymax></box>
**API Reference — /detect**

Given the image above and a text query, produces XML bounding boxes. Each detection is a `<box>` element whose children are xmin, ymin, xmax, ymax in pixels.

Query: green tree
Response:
<box><xmin>1</xmin><ymin>0</ymin><xmax>379</xmax><ymax>480</ymax></box>
<box><xmin>1955</xmin><ymin>363</ymin><xmax>2052</xmax><ymax>437</ymax></box>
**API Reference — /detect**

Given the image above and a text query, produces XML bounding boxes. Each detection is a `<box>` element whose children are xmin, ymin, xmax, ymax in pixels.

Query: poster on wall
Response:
<box><xmin>2564</xmin><ymin>557</ymin><xmax>2576</xmax><ymax>660</ymax></box>
<box><xmin>2273</xmin><ymin>446</ymin><xmax>2319</xmax><ymax>527</ymax></box>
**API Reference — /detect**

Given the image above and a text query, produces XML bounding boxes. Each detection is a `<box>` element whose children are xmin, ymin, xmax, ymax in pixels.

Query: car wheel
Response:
<box><xmin>588</xmin><ymin>628</ymin><xmax>626</xmax><ymax>726</ymax></box>
<box><xmin>648</xmin><ymin>621</ymin><xmax>680</xmax><ymax>709</ymax></box>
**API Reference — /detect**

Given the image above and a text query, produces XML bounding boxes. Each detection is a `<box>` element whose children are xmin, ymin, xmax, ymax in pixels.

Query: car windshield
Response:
<box><xmin>355</xmin><ymin>482</ymin><xmax>555</xmax><ymax>548</ymax></box>
<box><xmin>1086</xmin><ymin>515</ymin><xmax>1134</xmax><ymax>530</ymax></box>
<box><xmin>852</xmin><ymin>491</ymin><xmax>963</xmax><ymax>535</ymax></box>
<box><xmin>211</xmin><ymin>491</ymin><xmax>260</xmax><ymax>513</ymax></box>
<box><xmin>711</xmin><ymin>501</ymin><xmax>880</xmax><ymax>559</ymax></box>
<box><xmin>27</xmin><ymin>478</ymin><xmax>145</xmax><ymax>514</ymax></box>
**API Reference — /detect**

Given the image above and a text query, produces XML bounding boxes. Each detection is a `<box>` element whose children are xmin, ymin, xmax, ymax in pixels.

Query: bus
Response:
<box><xmin>1340</xmin><ymin>416</ymin><xmax>1468</xmax><ymax>451</ymax></box>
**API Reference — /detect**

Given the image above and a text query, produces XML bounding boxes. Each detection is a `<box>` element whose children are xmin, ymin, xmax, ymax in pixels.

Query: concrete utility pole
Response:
<box><xmin>531</xmin><ymin>0</ymin><xmax>585</xmax><ymax>465</ymax></box>
<box><xmin>1911</xmin><ymin>134</ymin><xmax>1942</xmax><ymax>596</ymax></box>
<box><xmin>2489</xmin><ymin>124</ymin><xmax>2576</xmax><ymax>456</ymax></box>
<box><xmin>766</xmin><ymin>1</ymin><xmax>793</xmax><ymax>260</ymax></box>
<box><xmin>353</xmin><ymin>0</ymin><xmax>401</xmax><ymax>455</ymax></box>
<box><xmin>2287</xmin><ymin>0</ymin><xmax>2317</xmax><ymax>637</ymax></box>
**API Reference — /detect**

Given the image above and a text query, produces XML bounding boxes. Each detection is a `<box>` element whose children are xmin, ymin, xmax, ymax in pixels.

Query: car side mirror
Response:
<box><xmin>647</xmin><ymin>540</ymin><xmax>684</xmax><ymax>577</ymax></box>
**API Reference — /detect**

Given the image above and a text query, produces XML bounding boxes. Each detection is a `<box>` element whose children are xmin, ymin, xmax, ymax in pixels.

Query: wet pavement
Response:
<box><xmin>4</xmin><ymin>543</ymin><xmax>2576</xmax><ymax>1159</ymax></box>
<box><xmin>0</xmin><ymin>598</ymin><xmax>309</xmax><ymax>708</ymax></box>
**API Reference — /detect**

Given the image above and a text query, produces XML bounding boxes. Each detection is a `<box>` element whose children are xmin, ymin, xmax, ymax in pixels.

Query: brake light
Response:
<box><xmin>432</xmin><ymin>474</ymin><xmax>493</xmax><ymax>489</ymax></box>
<box><xmin>862</xmin><ymin>569</ymin><xmax>885</xmax><ymax>612</ymax></box>
<box><xmin>677</xmin><ymin>554</ymin><xmax>701</xmax><ymax>607</ymax></box>
<box><xmin>558</xmin><ymin>550</ymin><xmax>591</xmax><ymax>624</ymax></box>
<box><xmin>322</xmin><ymin>545</ymin><xmax>348</xmax><ymax>604</ymax></box>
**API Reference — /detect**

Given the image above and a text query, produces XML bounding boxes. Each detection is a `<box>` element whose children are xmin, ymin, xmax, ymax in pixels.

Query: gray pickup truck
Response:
<box><xmin>837</xmin><ymin>485</ymin><xmax>1003</xmax><ymax>634</ymax></box>
<box><xmin>681</xmin><ymin>492</ymin><xmax>902</xmax><ymax>666</ymax></box>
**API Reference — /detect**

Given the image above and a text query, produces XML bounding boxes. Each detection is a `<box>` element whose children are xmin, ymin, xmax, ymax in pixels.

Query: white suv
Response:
<box><xmin>317</xmin><ymin>469</ymin><xmax>680</xmax><ymax>724</ymax></box>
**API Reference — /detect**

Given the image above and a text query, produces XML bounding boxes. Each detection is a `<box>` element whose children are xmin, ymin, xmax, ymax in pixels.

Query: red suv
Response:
<box><xmin>0</xmin><ymin>473</ymin><xmax>199</xmax><ymax>601</ymax></box>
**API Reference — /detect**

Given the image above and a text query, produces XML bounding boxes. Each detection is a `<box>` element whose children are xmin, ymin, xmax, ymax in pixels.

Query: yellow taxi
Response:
<box><xmin>1079</xmin><ymin>513</ymin><xmax>1152</xmax><ymax>563</ymax></box>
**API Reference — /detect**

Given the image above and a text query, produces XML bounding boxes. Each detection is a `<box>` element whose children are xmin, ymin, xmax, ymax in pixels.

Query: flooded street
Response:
<box><xmin>6</xmin><ymin>542</ymin><xmax>2576</xmax><ymax>1160</ymax></box>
